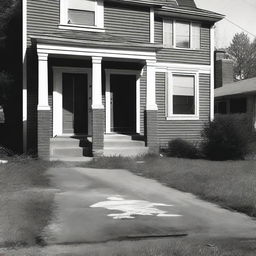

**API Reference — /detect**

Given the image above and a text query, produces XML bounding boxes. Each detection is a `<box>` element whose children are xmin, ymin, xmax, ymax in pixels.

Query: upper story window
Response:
<box><xmin>59</xmin><ymin>0</ymin><xmax>104</xmax><ymax>32</ymax></box>
<box><xmin>163</xmin><ymin>19</ymin><xmax>201</xmax><ymax>49</ymax></box>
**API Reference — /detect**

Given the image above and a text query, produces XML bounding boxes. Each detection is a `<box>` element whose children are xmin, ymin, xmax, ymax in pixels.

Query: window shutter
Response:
<box><xmin>163</xmin><ymin>19</ymin><xmax>173</xmax><ymax>47</ymax></box>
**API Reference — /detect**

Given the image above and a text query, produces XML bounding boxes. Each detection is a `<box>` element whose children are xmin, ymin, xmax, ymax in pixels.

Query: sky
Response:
<box><xmin>195</xmin><ymin>0</ymin><xmax>256</xmax><ymax>48</ymax></box>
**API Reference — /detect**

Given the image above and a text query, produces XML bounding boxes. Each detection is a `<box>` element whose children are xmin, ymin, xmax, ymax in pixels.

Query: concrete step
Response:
<box><xmin>104</xmin><ymin>140</ymin><xmax>145</xmax><ymax>148</ymax></box>
<box><xmin>51</xmin><ymin>147</ymin><xmax>91</xmax><ymax>157</ymax></box>
<box><xmin>50</xmin><ymin>156</ymin><xmax>92</xmax><ymax>162</ymax></box>
<box><xmin>103</xmin><ymin>147</ymin><xmax>149</xmax><ymax>157</ymax></box>
<box><xmin>104</xmin><ymin>133</ymin><xmax>143</xmax><ymax>141</ymax></box>
<box><xmin>50</xmin><ymin>138</ymin><xmax>92</xmax><ymax>148</ymax></box>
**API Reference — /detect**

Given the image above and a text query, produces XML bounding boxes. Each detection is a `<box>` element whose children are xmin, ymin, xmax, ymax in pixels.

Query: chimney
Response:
<box><xmin>214</xmin><ymin>50</ymin><xmax>234</xmax><ymax>88</ymax></box>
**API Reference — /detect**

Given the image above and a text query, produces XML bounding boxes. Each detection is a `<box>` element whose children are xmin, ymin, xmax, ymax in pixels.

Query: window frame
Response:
<box><xmin>166</xmin><ymin>71</ymin><xmax>199</xmax><ymax>120</ymax></box>
<box><xmin>163</xmin><ymin>19</ymin><xmax>201</xmax><ymax>50</ymax></box>
<box><xmin>59</xmin><ymin>0</ymin><xmax>105</xmax><ymax>32</ymax></box>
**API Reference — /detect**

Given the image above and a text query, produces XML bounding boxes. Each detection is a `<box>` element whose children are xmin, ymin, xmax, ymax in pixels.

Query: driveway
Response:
<box><xmin>42</xmin><ymin>167</ymin><xmax>256</xmax><ymax>245</ymax></box>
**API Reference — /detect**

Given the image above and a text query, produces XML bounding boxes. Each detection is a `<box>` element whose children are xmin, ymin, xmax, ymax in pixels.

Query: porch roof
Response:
<box><xmin>215</xmin><ymin>77</ymin><xmax>256</xmax><ymax>98</ymax></box>
<box><xmin>31</xmin><ymin>31</ymin><xmax>162</xmax><ymax>52</ymax></box>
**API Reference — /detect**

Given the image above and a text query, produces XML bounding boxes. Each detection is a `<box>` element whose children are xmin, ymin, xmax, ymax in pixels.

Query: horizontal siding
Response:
<box><xmin>104</xmin><ymin>3</ymin><xmax>150</xmax><ymax>43</ymax></box>
<box><xmin>155</xmin><ymin>18</ymin><xmax>210</xmax><ymax>65</ymax></box>
<box><xmin>27</xmin><ymin>0</ymin><xmax>60</xmax><ymax>46</ymax></box>
<box><xmin>156</xmin><ymin>72</ymin><xmax>210</xmax><ymax>147</ymax></box>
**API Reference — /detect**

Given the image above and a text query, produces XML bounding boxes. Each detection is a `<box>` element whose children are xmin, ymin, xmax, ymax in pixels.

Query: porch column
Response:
<box><xmin>92</xmin><ymin>56</ymin><xmax>104</xmax><ymax>156</ymax></box>
<box><xmin>37</xmin><ymin>53</ymin><xmax>51</xmax><ymax>159</ymax></box>
<box><xmin>146</xmin><ymin>60</ymin><xmax>159</xmax><ymax>154</ymax></box>
<box><xmin>247</xmin><ymin>95</ymin><xmax>256</xmax><ymax>131</ymax></box>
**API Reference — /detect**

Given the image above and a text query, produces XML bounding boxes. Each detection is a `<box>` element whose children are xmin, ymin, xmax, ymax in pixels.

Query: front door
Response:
<box><xmin>62</xmin><ymin>73</ymin><xmax>88</xmax><ymax>134</ymax></box>
<box><xmin>110</xmin><ymin>74</ymin><xmax>136</xmax><ymax>133</ymax></box>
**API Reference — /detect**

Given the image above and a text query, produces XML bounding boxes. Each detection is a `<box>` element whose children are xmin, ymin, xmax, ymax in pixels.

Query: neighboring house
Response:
<box><xmin>22</xmin><ymin>0</ymin><xmax>223</xmax><ymax>159</ymax></box>
<box><xmin>215</xmin><ymin>51</ymin><xmax>256</xmax><ymax>130</ymax></box>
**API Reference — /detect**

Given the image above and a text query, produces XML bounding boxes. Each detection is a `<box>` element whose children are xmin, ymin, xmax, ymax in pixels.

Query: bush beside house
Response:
<box><xmin>166</xmin><ymin>114</ymin><xmax>254</xmax><ymax>161</ymax></box>
<box><xmin>202</xmin><ymin>114</ymin><xmax>253</xmax><ymax>160</ymax></box>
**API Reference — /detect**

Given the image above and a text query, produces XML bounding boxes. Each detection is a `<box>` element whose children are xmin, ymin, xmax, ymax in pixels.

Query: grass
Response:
<box><xmin>0</xmin><ymin>156</ymin><xmax>57</xmax><ymax>248</ymax></box>
<box><xmin>82</xmin><ymin>155</ymin><xmax>256</xmax><ymax>218</ymax></box>
<box><xmin>0</xmin><ymin>155</ymin><xmax>256</xmax><ymax>255</ymax></box>
<box><xmin>1</xmin><ymin>237</ymin><xmax>256</xmax><ymax>256</ymax></box>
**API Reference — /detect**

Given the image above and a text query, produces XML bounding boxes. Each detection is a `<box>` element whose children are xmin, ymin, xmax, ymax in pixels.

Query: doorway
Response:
<box><xmin>110</xmin><ymin>74</ymin><xmax>136</xmax><ymax>133</ymax></box>
<box><xmin>62</xmin><ymin>73</ymin><xmax>88</xmax><ymax>134</ymax></box>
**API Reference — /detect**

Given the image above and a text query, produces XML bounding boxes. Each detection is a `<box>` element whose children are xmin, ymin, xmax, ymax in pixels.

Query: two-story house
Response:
<box><xmin>22</xmin><ymin>0</ymin><xmax>224</xmax><ymax>159</ymax></box>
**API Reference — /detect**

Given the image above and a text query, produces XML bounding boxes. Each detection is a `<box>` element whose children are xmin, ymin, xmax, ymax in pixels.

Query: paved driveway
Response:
<box><xmin>42</xmin><ymin>167</ymin><xmax>256</xmax><ymax>246</ymax></box>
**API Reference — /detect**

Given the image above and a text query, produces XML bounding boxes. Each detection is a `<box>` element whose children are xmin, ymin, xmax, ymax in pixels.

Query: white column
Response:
<box><xmin>150</xmin><ymin>8</ymin><xmax>155</xmax><ymax>43</ymax></box>
<box><xmin>37</xmin><ymin>53</ymin><xmax>50</xmax><ymax>110</ymax></box>
<box><xmin>92</xmin><ymin>56</ymin><xmax>104</xmax><ymax>109</ymax></box>
<box><xmin>210</xmin><ymin>25</ymin><xmax>215</xmax><ymax>121</ymax></box>
<box><xmin>105</xmin><ymin>71</ymin><xmax>111</xmax><ymax>133</ymax></box>
<box><xmin>146</xmin><ymin>60</ymin><xmax>158</xmax><ymax>110</ymax></box>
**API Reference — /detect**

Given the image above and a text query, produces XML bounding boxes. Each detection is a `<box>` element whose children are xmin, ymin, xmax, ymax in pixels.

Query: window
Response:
<box><xmin>60</xmin><ymin>0</ymin><xmax>104</xmax><ymax>31</ymax></box>
<box><xmin>167</xmin><ymin>72</ymin><xmax>199</xmax><ymax>119</ymax></box>
<box><xmin>176</xmin><ymin>21</ymin><xmax>190</xmax><ymax>48</ymax></box>
<box><xmin>230</xmin><ymin>98</ymin><xmax>247</xmax><ymax>113</ymax></box>
<box><xmin>163</xmin><ymin>19</ymin><xmax>201</xmax><ymax>49</ymax></box>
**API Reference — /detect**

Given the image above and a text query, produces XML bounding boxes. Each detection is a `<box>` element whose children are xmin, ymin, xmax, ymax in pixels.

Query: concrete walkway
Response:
<box><xmin>42</xmin><ymin>167</ymin><xmax>256</xmax><ymax>245</ymax></box>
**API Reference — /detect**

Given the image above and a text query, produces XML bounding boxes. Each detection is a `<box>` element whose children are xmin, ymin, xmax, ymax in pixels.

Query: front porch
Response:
<box><xmin>35</xmin><ymin>38</ymin><xmax>159</xmax><ymax>159</ymax></box>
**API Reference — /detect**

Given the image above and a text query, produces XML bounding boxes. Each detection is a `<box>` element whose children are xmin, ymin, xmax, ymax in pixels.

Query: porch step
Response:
<box><xmin>104</xmin><ymin>139</ymin><xmax>145</xmax><ymax>148</ymax></box>
<box><xmin>103</xmin><ymin>134</ymin><xmax>147</xmax><ymax>157</ymax></box>
<box><xmin>50</xmin><ymin>137</ymin><xmax>91</xmax><ymax>148</ymax></box>
<box><xmin>104</xmin><ymin>133</ymin><xmax>143</xmax><ymax>141</ymax></box>
<box><xmin>50</xmin><ymin>137</ymin><xmax>92</xmax><ymax>158</ymax></box>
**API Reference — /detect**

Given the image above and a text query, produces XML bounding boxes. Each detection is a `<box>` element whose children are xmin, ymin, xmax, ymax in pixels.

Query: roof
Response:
<box><xmin>215</xmin><ymin>77</ymin><xmax>256</xmax><ymax>98</ymax></box>
<box><xmin>106</xmin><ymin>0</ymin><xmax>224</xmax><ymax>22</ymax></box>
<box><xmin>31</xmin><ymin>31</ymin><xmax>162</xmax><ymax>51</ymax></box>
<box><xmin>156</xmin><ymin>6</ymin><xmax>224</xmax><ymax>22</ymax></box>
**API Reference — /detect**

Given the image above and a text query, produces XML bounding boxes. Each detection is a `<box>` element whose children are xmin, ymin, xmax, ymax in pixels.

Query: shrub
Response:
<box><xmin>202</xmin><ymin>114</ymin><xmax>253</xmax><ymax>160</ymax></box>
<box><xmin>167</xmin><ymin>138</ymin><xmax>201</xmax><ymax>159</ymax></box>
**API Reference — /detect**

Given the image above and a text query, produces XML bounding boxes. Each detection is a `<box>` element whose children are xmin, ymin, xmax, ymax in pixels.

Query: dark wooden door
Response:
<box><xmin>110</xmin><ymin>74</ymin><xmax>136</xmax><ymax>133</ymax></box>
<box><xmin>63</xmin><ymin>73</ymin><xmax>88</xmax><ymax>134</ymax></box>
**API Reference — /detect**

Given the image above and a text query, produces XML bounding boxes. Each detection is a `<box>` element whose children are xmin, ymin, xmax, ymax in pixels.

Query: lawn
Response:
<box><xmin>84</xmin><ymin>155</ymin><xmax>256</xmax><ymax>218</ymax></box>
<box><xmin>0</xmin><ymin>157</ymin><xmax>57</xmax><ymax>248</ymax></box>
<box><xmin>0</xmin><ymin>156</ymin><xmax>256</xmax><ymax>255</ymax></box>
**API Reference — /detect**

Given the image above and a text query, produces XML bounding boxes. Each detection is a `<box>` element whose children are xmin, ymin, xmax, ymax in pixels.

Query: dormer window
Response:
<box><xmin>59</xmin><ymin>0</ymin><xmax>104</xmax><ymax>32</ymax></box>
<box><xmin>163</xmin><ymin>19</ymin><xmax>201</xmax><ymax>49</ymax></box>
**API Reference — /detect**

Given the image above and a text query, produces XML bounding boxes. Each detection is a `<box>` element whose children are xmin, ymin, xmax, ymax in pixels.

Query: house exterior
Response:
<box><xmin>214</xmin><ymin>51</ymin><xmax>256</xmax><ymax>131</ymax></box>
<box><xmin>215</xmin><ymin>77</ymin><xmax>256</xmax><ymax>130</ymax></box>
<box><xmin>22</xmin><ymin>0</ymin><xmax>223</xmax><ymax>159</ymax></box>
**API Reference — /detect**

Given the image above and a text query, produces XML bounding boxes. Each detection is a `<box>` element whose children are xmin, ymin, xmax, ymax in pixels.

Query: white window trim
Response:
<box><xmin>166</xmin><ymin>70</ymin><xmax>199</xmax><ymax>120</ymax></box>
<box><xmin>59</xmin><ymin>0</ymin><xmax>105</xmax><ymax>32</ymax></box>
<box><xmin>105</xmin><ymin>69</ymin><xmax>141</xmax><ymax>134</ymax></box>
<box><xmin>163</xmin><ymin>19</ymin><xmax>201</xmax><ymax>50</ymax></box>
<box><xmin>52</xmin><ymin>67</ymin><xmax>92</xmax><ymax>137</ymax></box>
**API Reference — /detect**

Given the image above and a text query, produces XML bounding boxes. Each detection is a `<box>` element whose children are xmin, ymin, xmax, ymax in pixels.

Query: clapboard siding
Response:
<box><xmin>156</xmin><ymin>72</ymin><xmax>210</xmax><ymax>147</ymax></box>
<box><xmin>104</xmin><ymin>3</ymin><xmax>150</xmax><ymax>43</ymax></box>
<box><xmin>155</xmin><ymin>18</ymin><xmax>210</xmax><ymax>65</ymax></box>
<box><xmin>27</xmin><ymin>0</ymin><xmax>60</xmax><ymax>45</ymax></box>
<box><xmin>27</xmin><ymin>0</ymin><xmax>150</xmax><ymax>44</ymax></box>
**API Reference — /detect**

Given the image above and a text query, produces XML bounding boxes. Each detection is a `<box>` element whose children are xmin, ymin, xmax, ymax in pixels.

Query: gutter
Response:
<box><xmin>156</xmin><ymin>7</ymin><xmax>225</xmax><ymax>22</ymax></box>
